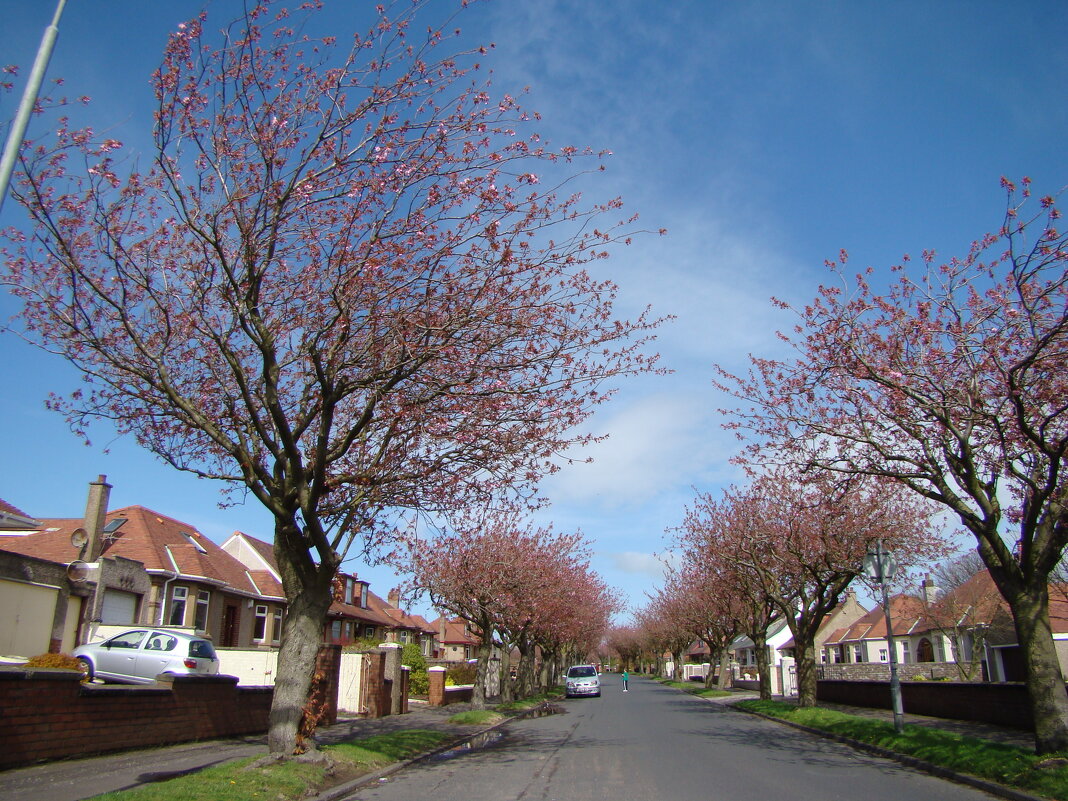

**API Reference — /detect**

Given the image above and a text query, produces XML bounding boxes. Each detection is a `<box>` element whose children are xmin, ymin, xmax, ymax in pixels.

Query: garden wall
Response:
<box><xmin>816</xmin><ymin>679</ymin><xmax>1033</xmax><ymax>730</ymax></box>
<box><xmin>0</xmin><ymin>668</ymin><xmax>272</xmax><ymax>769</ymax></box>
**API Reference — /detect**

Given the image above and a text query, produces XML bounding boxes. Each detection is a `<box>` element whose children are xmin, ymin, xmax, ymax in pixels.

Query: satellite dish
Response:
<box><xmin>67</xmin><ymin>560</ymin><xmax>90</xmax><ymax>582</ymax></box>
<box><xmin>70</xmin><ymin>528</ymin><xmax>89</xmax><ymax>548</ymax></box>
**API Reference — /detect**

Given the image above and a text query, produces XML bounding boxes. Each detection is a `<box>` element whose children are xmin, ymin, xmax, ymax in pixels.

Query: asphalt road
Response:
<box><xmin>347</xmin><ymin>675</ymin><xmax>1003</xmax><ymax>801</ymax></box>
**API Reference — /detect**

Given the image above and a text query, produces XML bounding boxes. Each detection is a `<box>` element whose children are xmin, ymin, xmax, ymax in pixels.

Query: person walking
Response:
<box><xmin>621</xmin><ymin>669</ymin><xmax>629</xmax><ymax>692</ymax></box>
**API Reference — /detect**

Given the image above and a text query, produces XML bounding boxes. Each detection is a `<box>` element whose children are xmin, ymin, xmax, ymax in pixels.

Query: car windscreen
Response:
<box><xmin>568</xmin><ymin>666</ymin><xmax>596</xmax><ymax>678</ymax></box>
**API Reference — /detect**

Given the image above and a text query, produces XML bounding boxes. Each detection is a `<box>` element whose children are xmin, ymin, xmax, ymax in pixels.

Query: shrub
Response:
<box><xmin>402</xmin><ymin>642</ymin><xmax>429</xmax><ymax>696</ymax></box>
<box><xmin>24</xmin><ymin>653</ymin><xmax>84</xmax><ymax>671</ymax></box>
<box><xmin>447</xmin><ymin>662</ymin><xmax>478</xmax><ymax>686</ymax></box>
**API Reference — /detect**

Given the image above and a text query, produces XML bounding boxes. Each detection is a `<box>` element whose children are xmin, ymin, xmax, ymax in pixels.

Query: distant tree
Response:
<box><xmin>681</xmin><ymin>467</ymin><xmax>940</xmax><ymax>706</ymax></box>
<box><xmin>1</xmin><ymin>2</ymin><xmax>663</xmax><ymax>754</ymax></box>
<box><xmin>716</xmin><ymin>180</ymin><xmax>1068</xmax><ymax>752</ymax></box>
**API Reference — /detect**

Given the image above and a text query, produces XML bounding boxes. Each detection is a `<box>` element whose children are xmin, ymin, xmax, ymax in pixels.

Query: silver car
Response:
<box><xmin>564</xmin><ymin>664</ymin><xmax>601</xmax><ymax>697</ymax></box>
<box><xmin>72</xmin><ymin>628</ymin><xmax>220</xmax><ymax>684</ymax></box>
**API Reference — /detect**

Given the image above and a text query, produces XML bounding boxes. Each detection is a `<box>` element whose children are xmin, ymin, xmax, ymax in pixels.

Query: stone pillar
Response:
<box><xmin>428</xmin><ymin>666</ymin><xmax>447</xmax><ymax>706</ymax></box>
<box><xmin>381</xmin><ymin>642</ymin><xmax>404</xmax><ymax>716</ymax></box>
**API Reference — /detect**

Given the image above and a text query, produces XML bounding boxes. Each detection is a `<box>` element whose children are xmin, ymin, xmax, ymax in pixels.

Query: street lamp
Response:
<box><xmin>863</xmin><ymin>539</ymin><xmax>904</xmax><ymax>734</ymax></box>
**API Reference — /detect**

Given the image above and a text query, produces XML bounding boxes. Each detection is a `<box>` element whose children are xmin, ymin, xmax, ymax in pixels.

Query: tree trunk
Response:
<box><xmin>1009</xmin><ymin>588</ymin><xmax>1068</xmax><ymax>754</ymax></box>
<box><xmin>672</xmin><ymin>649</ymin><xmax>683</xmax><ymax>681</ymax></box>
<box><xmin>498</xmin><ymin>648</ymin><xmax>515</xmax><ymax>704</ymax></box>
<box><xmin>517</xmin><ymin>640</ymin><xmax>536</xmax><ymax>698</ymax></box>
<box><xmin>753</xmin><ymin>634</ymin><xmax>772</xmax><ymax>700</ymax></box>
<box><xmin>717</xmin><ymin>650</ymin><xmax>731</xmax><ymax>690</ymax></box>
<box><xmin>795</xmin><ymin>642</ymin><xmax>819</xmax><ymax>707</ymax></box>
<box><xmin>268</xmin><ymin>579</ymin><xmax>333</xmax><ymax>754</ymax></box>
<box><xmin>268</xmin><ymin>521</ymin><xmax>336</xmax><ymax>755</ymax></box>
<box><xmin>471</xmin><ymin>635</ymin><xmax>495</xmax><ymax>709</ymax></box>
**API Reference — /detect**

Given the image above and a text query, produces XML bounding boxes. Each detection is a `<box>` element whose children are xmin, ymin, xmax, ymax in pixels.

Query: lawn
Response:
<box><xmin>88</xmin><ymin>730</ymin><xmax>452</xmax><ymax>801</ymax></box>
<box><xmin>737</xmin><ymin>699</ymin><xmax>1068</xmax><ymax>801</ymax></box>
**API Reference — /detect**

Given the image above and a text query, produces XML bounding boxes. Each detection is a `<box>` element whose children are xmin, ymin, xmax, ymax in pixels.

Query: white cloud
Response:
<box><xmin>608</xmin><ymin>551</ymin><xmax>672</xmax><ymax>579</ymax></box>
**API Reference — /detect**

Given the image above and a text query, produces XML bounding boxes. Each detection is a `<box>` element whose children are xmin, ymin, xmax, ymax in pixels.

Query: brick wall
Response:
<box><xmin>816</xmin><ymin>679</ymin><xmax>1034</xmax><ymax>730</ymax></box>
<box><xmin>0</xmin><ymin>667</ymin><xmax>272</xmax><ymax>769</ymax></box>
<box><xmin>427</xmin><ymin>668</ymin><xmax>473</xmax><ymax>706</ymax></box>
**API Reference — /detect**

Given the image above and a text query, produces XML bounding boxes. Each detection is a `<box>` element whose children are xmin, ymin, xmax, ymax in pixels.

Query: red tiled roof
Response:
<box><xmin>0</xmin><ymin>505</ymin><xmax>283</xmax><ymax>600</ymax></box>
<box><xmin>430</xmin><ymin>616</ymin><xmax>480</xmax><ymax>646</ymax></box>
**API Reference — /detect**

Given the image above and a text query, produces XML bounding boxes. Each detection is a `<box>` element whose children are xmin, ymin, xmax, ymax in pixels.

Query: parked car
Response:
<box><xmin>564</xmin><ymin>664</ymin><xmax>600</xmax><ymax>697</ymax></box>
<box><xmin>72</xmin><ymin>628</ymin><xmax>220</xmax><ymax>684</ymax></box>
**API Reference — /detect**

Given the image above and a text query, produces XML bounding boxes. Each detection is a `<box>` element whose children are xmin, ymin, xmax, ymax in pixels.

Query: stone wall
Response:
<box><xmin>817</xmin><ymin>661</ymin><xmax>968</xmax><ymax>682</ymax></box>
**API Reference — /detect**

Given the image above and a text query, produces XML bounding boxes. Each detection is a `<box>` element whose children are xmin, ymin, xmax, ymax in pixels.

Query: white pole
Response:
<box><xmin>0</xmin><ymin>0</ymin><xmax>68</xmax><ymax>215</ymax></box>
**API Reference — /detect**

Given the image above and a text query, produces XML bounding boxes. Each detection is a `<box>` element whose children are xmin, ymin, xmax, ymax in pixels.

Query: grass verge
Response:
<box><xmin>656</xmin><ymin>678</ymin><xmax>733</xmax><ymax>699</ymax></box>
<box><xmin>737</xmin><ymin>699</ymin><xmax>1068</xmax><ymax>800</ymax></box>
<box><xmin>449</xmin><ymin>709</ymin><xmax>506</xmax><ymax>726</ymax></box>
<box><xmin>495</xmin><ymin>688</ymin><xmax>564</xmax><ymax>713</ymax></box>
<box><xmin>88</xmin><ymin>729</ymin><xmax>452</xmax><ymax>801</ymax></box>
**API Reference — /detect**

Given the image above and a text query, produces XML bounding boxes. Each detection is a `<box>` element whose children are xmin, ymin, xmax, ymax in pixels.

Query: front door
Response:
<box><xmin>222</xmin><ymin>604</ymin><xmax>240</xmax><ymax>647</ymax></box>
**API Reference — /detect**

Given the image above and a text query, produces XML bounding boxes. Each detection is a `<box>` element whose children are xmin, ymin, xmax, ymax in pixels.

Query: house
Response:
<box><xmin>820</xmin><ymin>594</ymin><xmax>929</xmax><ymax>666</ymax></box>
<box><xmin>0</xmin><ymin>476</ymin><xmax>286</xmax><ymax>655</ymax></box>
<box><xmin>374</xmin><ymin>590</ymin><xmax>438</xmax><ymax>656</ymax></box>
<box><xmin>221</xmin><ymin>530</ymin><xmax>397</xmax><ymax>647</ymax></box>
<box><xmin>778</xmin><ymin>589</ymin><xmax>870</xmax><ymax>663</ymax></box>
<box><xmin>431</xmin><ymin>615</ymin><xmax>480</xmax><ymax>663</ymax></box>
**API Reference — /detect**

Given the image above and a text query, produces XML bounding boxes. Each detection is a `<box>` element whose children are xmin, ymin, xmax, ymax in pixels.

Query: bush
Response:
<box><xmin>447</xmin><ymin>662</ymin><xmax>478</xmax><ymax>686</ymax></box>
<box><xmin>24</xmin><ymin>653</ymin><xmax>84</xmax><ymax>672</ymax></box>
<box><xmin>402</xmin><ymin>642</ymin><xmax>429</xmax><ymax>696</ymax></box>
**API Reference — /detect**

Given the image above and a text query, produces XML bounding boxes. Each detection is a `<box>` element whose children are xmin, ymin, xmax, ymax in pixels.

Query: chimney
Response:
<box><xmin>921</xmin><ymin>574</ymin><xmax>940</xmax><ymax>605</ymax></box>
<box><xmin>84</xmin><ymin>475</ymin><xmax>112</xmax><ymax>563</ymax></box>
<box><xmin>388</xmin><ymin>588</ymin><xmax>401</xmax><ymax>609</ymax></box>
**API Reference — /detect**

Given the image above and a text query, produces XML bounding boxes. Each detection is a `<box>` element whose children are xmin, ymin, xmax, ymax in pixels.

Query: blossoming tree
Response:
<box><xmin>716</xmin><ymin>180</ymin><xmax>1068</xmax><ymax>752</ymax></box>
<box><xmin>1</xmin><ymin>1</ymin><xmax>663</xmax><ymax>754</ymax></box>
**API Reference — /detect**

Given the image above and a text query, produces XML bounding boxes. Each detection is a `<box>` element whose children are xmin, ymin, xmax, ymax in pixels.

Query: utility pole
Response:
<box><xmin>0</xmin><ymin>0</ymin><xmax>68</xmax><ymax>215</ymax></box>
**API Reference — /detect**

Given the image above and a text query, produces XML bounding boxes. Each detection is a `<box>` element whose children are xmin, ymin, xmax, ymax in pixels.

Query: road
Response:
<box><xmin>347</xmin><ymin>675</ymin><xmax>1002</xmax><ymax>801</ymax></box>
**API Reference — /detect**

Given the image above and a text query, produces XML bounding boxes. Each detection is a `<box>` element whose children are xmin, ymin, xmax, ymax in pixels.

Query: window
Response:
<box><xmin>272</xmin><ymin>608</ymin><xmax>283</xmax><ymax>644</ymax></box>
<box><xmin>254</xmin><ymin>604</ymin><xmax>268</xmax><ymax>641</ymax></box>
<box><xmin>330</xmin><ymin>620</ymin><xmax>342</xmax><ymax>641</ymax></box>
<box><xmin>195</xmin><ymin>590</ymin><xmax>210</xmax><ymax>632</ymax></box>
<box><xmin>360</xmin><ymin>584</ymin><xmax>368</xmax><ymax>608</ymax></box>
<box><xmin>364</xmin><ymin>625</ymin><xmax>376</xmax><ymax>639</ymax></box>
<box><xmin>879</xmin><ymin>648</ymin><xmax>888</xmax><ymax>662</ymax></box>
<box><xmin>108</xmin><ymin>630</ymin><xmax>147</xmax><ymax>649</ymax></box>
<box><xmin>900</xmin><ymin>641</ymin><xmax>911</xmax><ymax>664</ymax></box>
<box><xmin>168</xmin><ymin>586</ymin><xmax>188</xmax><ymax>626</ymax></box>
<box><xmin>853</xmin><ymin>645</ymin><xmax>864</xmax><ymax>663</ymax></box>
<box><xmin>344</xmin><ymin>578</ymin><xmax>354</xmax><ymax>605</ymax></box>
<box><xmin>399</xmin><ymin>629</ymin><xmax>409</xmax><ymax>644</ymax></box>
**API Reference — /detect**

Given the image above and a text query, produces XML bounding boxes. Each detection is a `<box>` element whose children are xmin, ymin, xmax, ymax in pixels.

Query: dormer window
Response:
<box><xmin>360</xmin><ymin>583</ymin><xmax>368</xmax><ymax>609</ymax></box>
<box><xmin>180</xmin><ymin>531</ymin><xmax>207</xmax><ymax>554</ymax></box>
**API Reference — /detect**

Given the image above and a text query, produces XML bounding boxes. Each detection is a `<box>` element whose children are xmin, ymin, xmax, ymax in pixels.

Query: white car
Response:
<box><xmin>72</xmin><ymin>628</ymin><xmax>220</xmax><ymax>684</ymax></box>
<box><xmin>564</xmin><ymin>664</ymin><xmax>601</xmax><ymax>697</ymax></box>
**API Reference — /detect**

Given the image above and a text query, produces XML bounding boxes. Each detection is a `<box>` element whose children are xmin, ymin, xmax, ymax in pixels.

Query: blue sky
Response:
<box><xmin>2</xmin><ymin>0</ymin><xmax>1066</xmax><ymax>620</ymax></box>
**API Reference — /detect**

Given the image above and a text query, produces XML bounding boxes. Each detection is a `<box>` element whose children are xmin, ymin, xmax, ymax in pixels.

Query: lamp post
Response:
<box><xmin>864</xmin><ymin>539</ymin><xmax>904</xmax><ymax>734</ymax></box>
<box><xmin>0</xmin><ymin>0</ymin><xmax>67</xmax><ymax>215</ymax></box>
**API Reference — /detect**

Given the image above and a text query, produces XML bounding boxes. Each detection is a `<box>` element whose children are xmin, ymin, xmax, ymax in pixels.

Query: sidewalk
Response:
<box><xmin>0</xmin><ymin>701</ymin><xmax>488</xmax><ymax>801</ymax></box>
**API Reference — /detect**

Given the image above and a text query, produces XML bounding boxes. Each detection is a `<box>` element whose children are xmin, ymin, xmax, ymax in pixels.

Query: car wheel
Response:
<box><xmin>76</xmin><ymin>657</ymin><xmax>94</xmax><ymax>682</ymax></box>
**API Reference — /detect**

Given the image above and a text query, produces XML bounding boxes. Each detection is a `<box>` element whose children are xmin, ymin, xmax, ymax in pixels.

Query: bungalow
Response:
<box><xmin>0</xmin><ymin>476</ymin><xmax>286</xmax><ymax>655</ymax></box>
<box><xmin>430</xmin><ymin>615</ymin><xmax>480</xmax><ymax>663</ymax></box>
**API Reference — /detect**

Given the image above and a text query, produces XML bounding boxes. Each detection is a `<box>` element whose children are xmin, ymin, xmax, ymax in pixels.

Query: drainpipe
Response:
<box><xmin>157</xmin><ymin>545</ymin><xmax>180</xmax><ymax>626</ymax></box>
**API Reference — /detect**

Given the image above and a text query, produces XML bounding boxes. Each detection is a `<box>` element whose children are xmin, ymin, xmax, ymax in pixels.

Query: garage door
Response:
<box><xmin>0</xmin><ymin>578</ymin><xmax>58</xmax><ymax>658</ymax></box>
<box><xmin>100</xmin><ymin>590</ymin><xmax>138</xmax><ymax>624</ymax></box>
